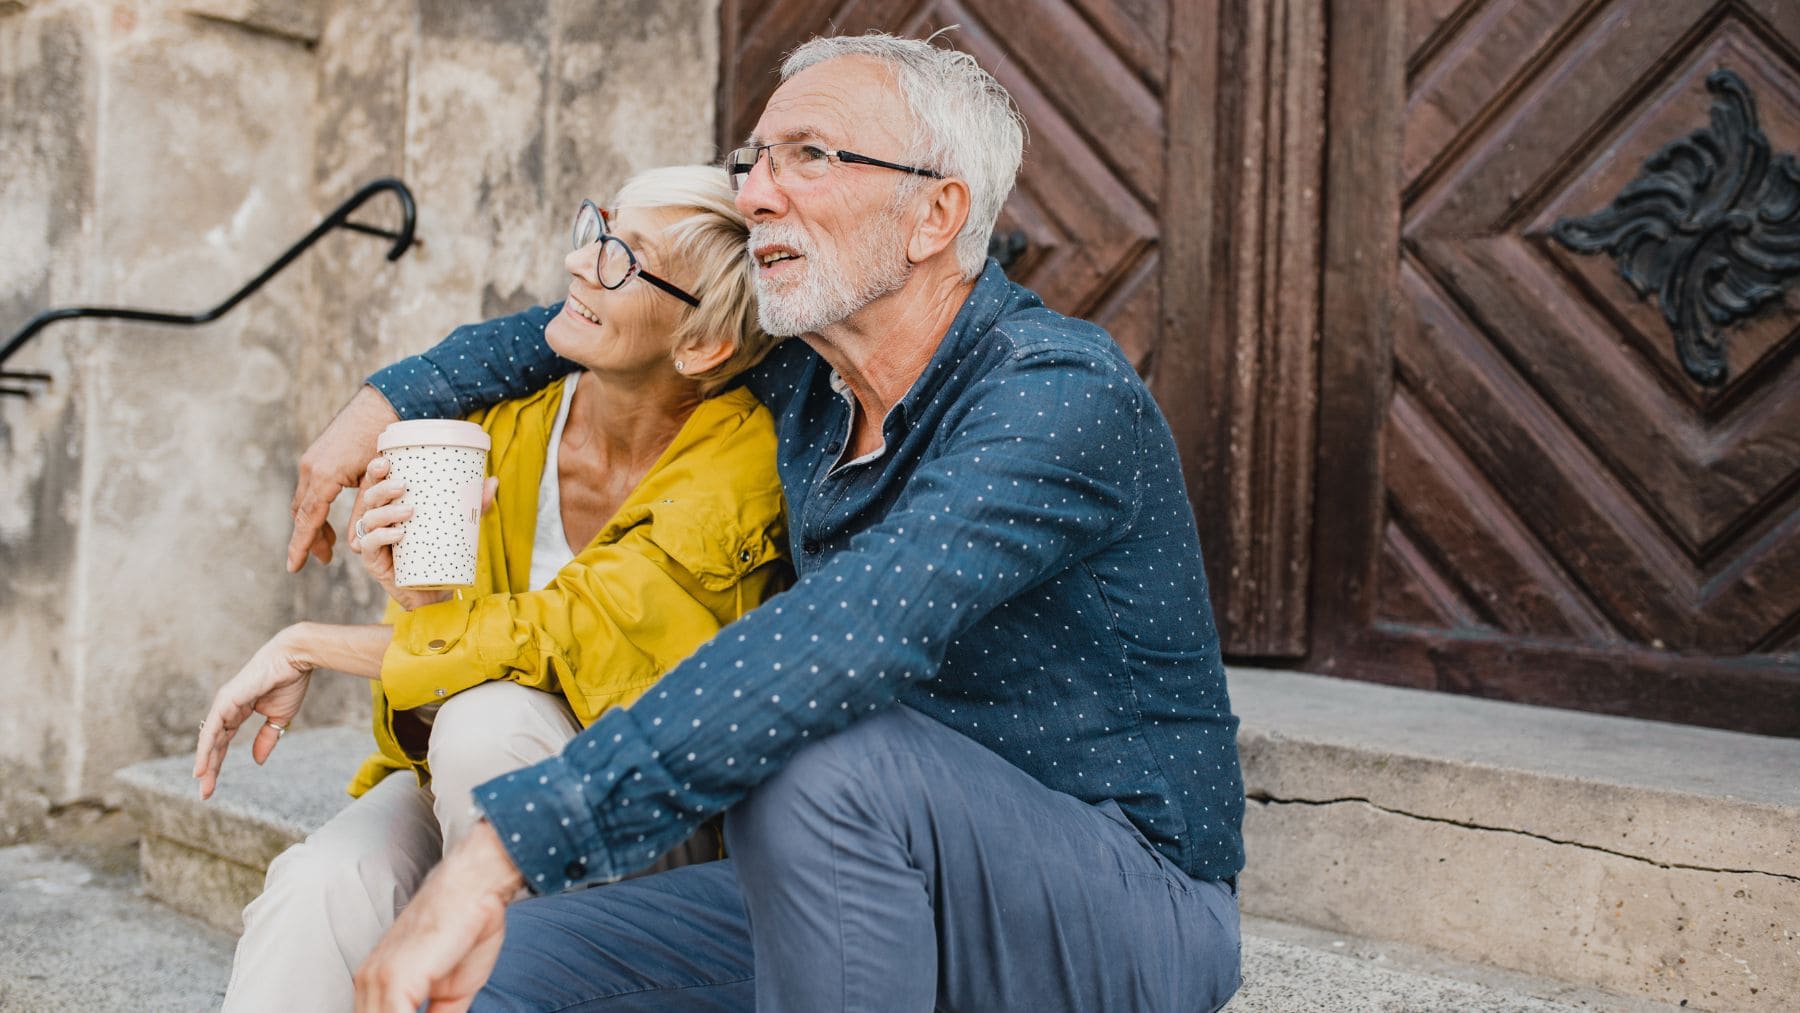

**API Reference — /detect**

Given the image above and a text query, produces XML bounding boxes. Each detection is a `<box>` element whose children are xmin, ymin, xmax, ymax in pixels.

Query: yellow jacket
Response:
<box><xmin>349</xmin><ymin>378</ymin><xmax>789</xmax><ymax>796</ymax></box>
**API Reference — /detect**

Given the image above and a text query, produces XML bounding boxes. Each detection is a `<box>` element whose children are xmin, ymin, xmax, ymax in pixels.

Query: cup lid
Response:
<box><xmin>377</xmin><ymin>419</ymin><xmax>492</xmax><ymax>452</ymax></box>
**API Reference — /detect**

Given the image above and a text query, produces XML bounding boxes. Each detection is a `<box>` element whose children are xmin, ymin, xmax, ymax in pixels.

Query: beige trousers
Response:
<box><xmin>221</xmin><ymin>681</ymin><xmax>581</xmax><ymax>1013</ymax></box>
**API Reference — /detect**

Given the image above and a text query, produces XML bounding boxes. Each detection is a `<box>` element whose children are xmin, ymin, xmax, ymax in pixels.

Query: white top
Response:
<box><xmin>528</xmin><ymin>372</ymin><xmax>582</xmax><ymax>590</ymax></box>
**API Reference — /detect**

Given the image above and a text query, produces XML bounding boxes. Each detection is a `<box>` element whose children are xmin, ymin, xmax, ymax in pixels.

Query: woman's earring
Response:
<box><xmin>674</xmin><ymin>360</ymin><xmax>685</xmax><ymax>373</ymax></box>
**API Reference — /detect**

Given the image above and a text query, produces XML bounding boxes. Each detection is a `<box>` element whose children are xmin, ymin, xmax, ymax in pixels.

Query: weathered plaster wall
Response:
<box><xmin>0</xmin><ymin>3</ymin><xmax>95</xmax><ymax>837</ymax></box>
<box><xmin>0</xmin><ymin>0</ymin><xmax>320</xmax><ymax>836</ymax></box>
<box><xmin>0</xmin><ymin>0</ymin><xmax>720</xmax><ymax>838</ymax></box>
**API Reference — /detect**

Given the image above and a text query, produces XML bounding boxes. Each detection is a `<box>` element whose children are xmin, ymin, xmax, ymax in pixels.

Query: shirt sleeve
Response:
<box><xmin>369</xmin><ymin>304</ymin><xmax>578</xmax><ymax>420</ymax></box>
<box><xmin>473</xmin><ymin>341</ymin><xmax>1151</xmax><ymax>892</ymax></box>
<box><xmin>382</xmin><ymin>520</ymin><xmax>779</xmax><ymax>727</ymax></box>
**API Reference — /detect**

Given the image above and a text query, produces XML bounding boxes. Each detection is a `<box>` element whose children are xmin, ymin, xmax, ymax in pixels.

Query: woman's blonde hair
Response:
<box><xmin>612</xmin><ymin>165</ymin><xmax>778</xmax><ymax>392</ymax></box>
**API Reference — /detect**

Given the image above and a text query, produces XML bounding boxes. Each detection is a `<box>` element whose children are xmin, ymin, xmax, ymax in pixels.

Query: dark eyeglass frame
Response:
<box><xmin>725</xmin><ymin>141</ymin><xmax>943</xmax><ymax>192</ymax></box>
<box><xmin>570</xmin><ymin>199</ymin><xmax>702</xmax><ymax>308</ymax></box>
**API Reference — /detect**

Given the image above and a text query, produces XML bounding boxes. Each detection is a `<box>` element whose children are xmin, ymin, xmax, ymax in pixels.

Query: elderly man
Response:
<box><xmin>297</xmin><ymin>34</ymin><xmax>1243</xmax><ymax>1013</ymax></box>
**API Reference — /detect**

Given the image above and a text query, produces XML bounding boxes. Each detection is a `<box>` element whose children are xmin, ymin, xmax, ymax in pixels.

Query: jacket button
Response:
<box><xmin>802</xmin><ymin>539</ymin><xmax>821</xmax><ymax>555</ymax></box>
<box><xmin>564</xmin><ymin>859</ymin><xmax>587</xmax><ymax>879</ymax></box>
<box><xmin>427</xmin><ymin>639</ymin><xmax>446</xmax><ymax>651</ymax></box>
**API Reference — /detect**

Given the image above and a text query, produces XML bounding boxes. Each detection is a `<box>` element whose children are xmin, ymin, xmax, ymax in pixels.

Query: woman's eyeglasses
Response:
<box><xmin>570</xmin><ymin>200</ymin><xmax>701</xmax><ymax>307</ymax></box>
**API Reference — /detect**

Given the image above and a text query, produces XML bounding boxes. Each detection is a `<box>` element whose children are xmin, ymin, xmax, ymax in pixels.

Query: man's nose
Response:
<box><xmin>735</xmin><ymin>153</ymin><xmax>785</xmax><ymax>220</ymax></box>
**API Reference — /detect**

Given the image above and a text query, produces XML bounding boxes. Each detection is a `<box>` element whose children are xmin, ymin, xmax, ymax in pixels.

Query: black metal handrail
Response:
<box><xmin>1</xmin><ymin>177</ymin><xmax>418</xmax><ymax>397</ymax></box>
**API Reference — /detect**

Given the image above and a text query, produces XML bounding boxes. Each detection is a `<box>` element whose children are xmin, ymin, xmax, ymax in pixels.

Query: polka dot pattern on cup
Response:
<box><xmin>386</xmin><ymin>443</ymin><xmax>487</xmax><ymax>588</ymax></box>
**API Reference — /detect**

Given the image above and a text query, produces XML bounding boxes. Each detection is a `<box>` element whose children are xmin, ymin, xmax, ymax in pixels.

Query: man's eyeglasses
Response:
<box><xmin>726</xmin><ymin>142</ymin><xmax>943</xmax><ymax>192</ymax></box>
<box><xmin>570</xmin><ymin>200</ymin><xmax>701</xmax><ymax>307</ymax></box>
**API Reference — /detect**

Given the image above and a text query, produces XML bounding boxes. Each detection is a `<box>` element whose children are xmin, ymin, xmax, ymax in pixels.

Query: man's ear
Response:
<box><xmin>907</xmin><ymin>178</ymin><xmax>971</xmax><ymax>264</ymax></box>
<box><xmin>674</xmin><ymin>330</ymin><xmax>738</xmax><ymax>376</ymax></box>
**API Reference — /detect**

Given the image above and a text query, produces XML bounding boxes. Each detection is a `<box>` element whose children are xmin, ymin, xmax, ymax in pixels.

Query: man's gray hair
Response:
<box><xmin>782</xmin><ymin>33</ymin><xmax>1026</xmax><ymax>280</ymax></box>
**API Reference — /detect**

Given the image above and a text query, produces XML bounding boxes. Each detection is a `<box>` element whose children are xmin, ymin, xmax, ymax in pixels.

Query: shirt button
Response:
<box><xmin>427</xmin><ymin>639</ymin><xmax>447</xmax><ymax>651</ymax></box>
<box><xmin>802</xmin><ymin>539</ymin><xmax>821</xmax><ymax>555</ymax></box>
<box><xmin>564</xmin><ymin>859</ymin><xmax>587</xmax><ymax>879</ymax></box>
<box><xmin>825</xmin><ymin>440</ymin><xmax>842</xmax><ymax>454</ymax></box>
<box><xmin>434</xmin><ymin>688</ymin><xmax>447</xmax><ymax>698</ymax></box>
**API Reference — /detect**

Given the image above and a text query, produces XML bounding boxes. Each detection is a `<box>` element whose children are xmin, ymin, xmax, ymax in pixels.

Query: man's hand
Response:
<box><xmin>355</xmin><ymin>820</ymin><xmax>525</xmax><ymax>1013</ymax></box>
<box><xmin>288</xmin><ymin>385</ymin><xmax>400</xmax><ymax>572</ymax></box>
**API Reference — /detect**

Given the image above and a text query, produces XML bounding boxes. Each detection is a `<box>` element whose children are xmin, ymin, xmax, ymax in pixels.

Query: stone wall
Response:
<box><xmin>0</xmin><ymin>0</ymin><xmax>720</xmax><ymax>839</ymax></box>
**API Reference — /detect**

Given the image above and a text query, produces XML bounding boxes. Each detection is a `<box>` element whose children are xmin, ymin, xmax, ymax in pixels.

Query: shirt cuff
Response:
<box><xmin>470</xmin><ymin>708</ymin><xmax>698</xmax><ymax>894</ymax></box>
<box><xmin>473</xmin><ymin>753</ymin><xmax>617</xmax><ymax>894</ymax></box>
<box><xmin>381</xmin><ymin>600</ymin><xmax>489</xmax><ymax>710</ymax></box>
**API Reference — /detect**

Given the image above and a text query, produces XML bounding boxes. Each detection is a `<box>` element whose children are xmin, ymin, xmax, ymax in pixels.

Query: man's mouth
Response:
<box><xmin>755</xmin><ymin>247</ymin><xmax>801</xmax><ymax>268</ymax></box>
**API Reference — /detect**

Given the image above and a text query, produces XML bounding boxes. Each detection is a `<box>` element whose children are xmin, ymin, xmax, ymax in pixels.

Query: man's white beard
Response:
<box><xmin>751</xmin><ymin>211</ymin><xmax>911</xmax><ymax>337</ymax></box>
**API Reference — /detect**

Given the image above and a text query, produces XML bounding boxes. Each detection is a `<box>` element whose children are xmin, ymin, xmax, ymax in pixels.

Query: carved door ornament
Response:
<box><xmin>1550</xmin><ymin>69</ymin><xmax>1800</xmax><ymax>387</ymax></box>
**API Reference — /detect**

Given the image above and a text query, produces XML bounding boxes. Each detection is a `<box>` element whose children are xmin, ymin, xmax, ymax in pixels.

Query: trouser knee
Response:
<box><xmin>725</xmin><ymin>705</ymin><xmax>930</xmax><ymax>868</ymax></box>
<box><xmin>426</xmin><ymin>682</ymin><xmax>578</xmax><ymax>845</ymax></box>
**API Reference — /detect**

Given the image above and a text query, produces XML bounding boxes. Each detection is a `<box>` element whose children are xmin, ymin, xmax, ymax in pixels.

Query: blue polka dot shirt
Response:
<box><xmin>370</xmin><ymin>260</ymin><xmax>1245</xmax><ymax>889</ymax></box>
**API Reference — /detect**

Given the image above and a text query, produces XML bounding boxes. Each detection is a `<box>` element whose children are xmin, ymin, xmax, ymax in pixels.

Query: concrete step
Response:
<box><xmin>0</xmin><ymin>843</ymin><xmax>234</xmax><ymax>1010</ymax></box>
<box><xmin>1232</xmin><ymin>668</ymin><xmax>1800</xmax><ymax>1011</ymax></box>
<box><xmin>105</xmin><ymin>682</ymin><xmax>1791</xmax><ymax>1010</ymax></box>
<box><xmin>113</xmin><ymin>725</ymin><xmax>369</xmax><ymax>933</ymax></box>
<box><xmin>1226</xmin><ymin>916</ymin><xmax>1677</xmax><ymax>1012</ymax></box>
<box><xmin>0</xmin><ymin>838</ymin><xmax>1664</xmax><ymax>1012</ymax></box>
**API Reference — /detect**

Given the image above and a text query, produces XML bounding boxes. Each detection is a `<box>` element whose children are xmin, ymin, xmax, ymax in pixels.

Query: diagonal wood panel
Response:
<box><xmin>1376</xmin><ymin>0</ymin><xmax>1800</xmax><ymax>667</ymax></box>
<box><xmin>1382</xmin><ymin>387</ymin><xmax>1621</xmax><ymax>641</ymax></box>
<box><xmin>1310</xmin><ymin>0</ymin><xmax>1800</xmax><ymax>732</ymax></box>
<box><xmin>1377</xmin><ymin>514</ymin><xmax>1493</xmax><ymax>631</ymax></box>
<box><xmin>1405</xmin><ymin>0</ymin><xmax>1719</xmax><ymax>236</ymax></box>
<box><xmin>1415</xmin><ymin>236</ymin><xmax>1800</xmax><ymax>557</ymax></box>
<box><xmin>1403</xmin><ymin>0</ymin><xmax>1606</xmax><ymax>195</ymax></box>
<box><xmin>1400</xmin><ymin>254</ymin><xmax>1700</xmax><ymax>639</ymax></box>
<box><xmin>1405</xmin><ymin>0</ymin><xmax>1489</xmax><ymax>81</ymax></box>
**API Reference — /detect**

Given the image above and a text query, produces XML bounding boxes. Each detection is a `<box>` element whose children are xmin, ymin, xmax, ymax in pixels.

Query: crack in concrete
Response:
<box><xmin>1247</xmin><ymin>792</ymin><xmax>1800</xmax><ymax>884</ymax></box>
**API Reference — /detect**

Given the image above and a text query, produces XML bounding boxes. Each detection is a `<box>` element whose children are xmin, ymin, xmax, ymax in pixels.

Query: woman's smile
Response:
<box><xmin>564</xmin><ymin>292</ymin><xmax>603</xmax><ymax>326</ymax></box>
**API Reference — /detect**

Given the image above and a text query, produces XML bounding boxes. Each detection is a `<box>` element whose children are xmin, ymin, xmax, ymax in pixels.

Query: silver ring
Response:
<box><xmin>353</xmin><ymin>517</ymin><xmax>367</xmax><ymax>541</ymax></box>
<box><xmin>267</xmin><ymin>720</ymin><xmax>287</xmax><ymax>736</ymax></box>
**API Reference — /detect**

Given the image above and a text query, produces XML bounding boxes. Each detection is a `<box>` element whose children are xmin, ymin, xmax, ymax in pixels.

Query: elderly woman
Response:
<box><xmin>194</xmin><ymin>165</ymin><xmax>787</xmax><ymax>1012</ymax></box>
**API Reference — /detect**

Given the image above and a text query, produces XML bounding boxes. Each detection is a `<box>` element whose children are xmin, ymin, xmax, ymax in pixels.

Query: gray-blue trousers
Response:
<box><xmin>474</xmin><ymin>706</ymin><xmax>1241</xmax><ymax>1011</ymax></box>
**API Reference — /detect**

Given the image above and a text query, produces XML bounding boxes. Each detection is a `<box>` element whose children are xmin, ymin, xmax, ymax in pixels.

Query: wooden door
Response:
<box><xmin>717</xmin><ymin>1</ymin><xmax>1800</xmax><ymax>735</ymax></box>
<box><xmin>1312</xmin><ymin>0</ymin><xmax>1800</xmax><ymax>734</ymax></box>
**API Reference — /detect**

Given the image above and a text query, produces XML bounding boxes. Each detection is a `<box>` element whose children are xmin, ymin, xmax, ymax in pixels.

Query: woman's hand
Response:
<box><xmin>351</xmin><ymin>457</ymin><xmax>496</xmax><ymax>611</ymax></box>
<box><xmin>348</xmin><ymin>457</ymin><xmax>437</xmax><ymax>609</ymax></box>
<box><xmin>194</xmin><ymin>625</ymin><xmax>317</xmax><ymax>800</ymax></box>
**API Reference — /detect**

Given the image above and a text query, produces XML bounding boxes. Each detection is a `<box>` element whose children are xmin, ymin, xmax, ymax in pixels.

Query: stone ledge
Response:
<box><xmin>1231</xmin><ymin>668</ymin><xmax>1800</xmax><ymax>1010</ymax></box>
<box><xmin>113</xmin><ymin>725</ymin><xmax>368</xmax><ymax>931</ymax></box>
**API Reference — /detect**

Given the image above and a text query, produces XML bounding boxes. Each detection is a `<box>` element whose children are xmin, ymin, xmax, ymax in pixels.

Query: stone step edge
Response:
<box><xmin>113</xmin><ymin>725</ymin><xmax>369</xmax><ymax>868</ymax></box>
<box><xmin>1230</xmin><ymin>668</ymin><xmax>1800</xmax><ymax>880</ymax></box>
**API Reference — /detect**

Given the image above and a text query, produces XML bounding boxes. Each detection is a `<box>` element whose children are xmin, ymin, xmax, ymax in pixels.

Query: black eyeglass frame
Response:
<box><xmin>725</xmin><ymin>142</ymin><xmax>944</xmax><ymax>191</ymax></box>
<box><xmin>571</xmin><ymin>199</ymin><xmax>702</xmax><ymax>308</ymax></box>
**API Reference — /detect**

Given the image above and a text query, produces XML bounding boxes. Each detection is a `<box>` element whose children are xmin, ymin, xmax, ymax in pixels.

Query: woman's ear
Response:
<box><xmin>674</xmin><ymin>330</ymin><xmax>738</xmax><ymax>377</ymax></box>
<box><xmin>907</xmin><ymin>178</ymin><xmax>971</xmax><ymax>265</ymax></box>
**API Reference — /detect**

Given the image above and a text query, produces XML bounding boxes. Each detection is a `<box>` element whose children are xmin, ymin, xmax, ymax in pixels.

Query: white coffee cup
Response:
<box><xmin>376</xmin><ymin>419</ymin><xmax>492</xmax><ymax>589</ymax></box>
